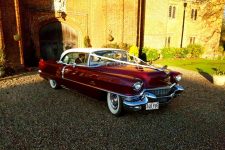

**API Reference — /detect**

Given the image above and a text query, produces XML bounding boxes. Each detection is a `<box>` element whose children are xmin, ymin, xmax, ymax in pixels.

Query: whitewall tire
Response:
<box><xmin>107</xmin><ymin>92</ymin><xmax>123</xmax><ymax>116</ymax></box>
<box><xmin>49</xmin><ymin>79</ymin><xmax>60</xmax><ymax>89</ymax></box>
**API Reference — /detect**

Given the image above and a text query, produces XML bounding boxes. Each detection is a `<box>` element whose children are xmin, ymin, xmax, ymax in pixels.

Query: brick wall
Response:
<box><xmin>0</xmin><ymin>0</ymin><xmax>223</xmax><ymax>67</ymax></box>
<box><xmin>19</xmin><ymin>0</ymin><xmax>138</xmax><ymax>66</ymax></box>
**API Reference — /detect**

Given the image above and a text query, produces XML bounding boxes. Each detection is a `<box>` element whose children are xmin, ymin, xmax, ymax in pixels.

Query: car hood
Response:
<box><xmin>97</xmin><ymin>64</ymin><xmax>171</xmax><ymax>88</ymax></box>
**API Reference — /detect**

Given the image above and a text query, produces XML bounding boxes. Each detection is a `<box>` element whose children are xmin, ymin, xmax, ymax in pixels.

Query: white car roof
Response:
<box><xmin>60</xmin><ymin>48</ymin><xmax>126</xmax><ymax>60</ymax></box>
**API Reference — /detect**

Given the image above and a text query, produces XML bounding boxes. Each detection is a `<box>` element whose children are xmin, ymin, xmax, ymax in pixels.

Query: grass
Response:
<box><xmin>154</xmin><ymin>59</ymin><xmax>225</xmax><ymax>75</ymax></box>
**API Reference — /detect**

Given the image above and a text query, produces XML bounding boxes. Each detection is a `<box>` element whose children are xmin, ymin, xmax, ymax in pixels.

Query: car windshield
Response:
<box><xmin>89</xmin><ymin>50</ymin><xmax>148</xmax><ymax>67</ymax></box>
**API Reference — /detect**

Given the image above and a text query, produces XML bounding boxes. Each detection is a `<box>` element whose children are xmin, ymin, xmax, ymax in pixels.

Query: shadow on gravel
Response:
<box><xmin>196</xmin><ymin>68</ymin><xmax>213</xmax><ymax>83</ymax></box>
<box><xmin>0</xmin><ymin>71</ymin><xmax>38</xmax><ymax>81</ymax></box>
<box><xmin>0</xmin><ymin>74</ymin><xmax>225</xmax><ymax>149</ymax></box>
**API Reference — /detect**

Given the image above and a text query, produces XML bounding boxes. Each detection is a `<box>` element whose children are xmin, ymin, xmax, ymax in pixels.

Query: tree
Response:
<box><xmin>195</xmin><ymin>0</ymin><xmax>225</xmax><ymax>55</ymax></box>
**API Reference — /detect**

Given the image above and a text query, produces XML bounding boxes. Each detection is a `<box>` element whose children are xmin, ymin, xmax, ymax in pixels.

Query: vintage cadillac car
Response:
<box><xmin>39</xmin><ymin>48</ymin><xmax>184</xmax><ymax>116</ymax></box>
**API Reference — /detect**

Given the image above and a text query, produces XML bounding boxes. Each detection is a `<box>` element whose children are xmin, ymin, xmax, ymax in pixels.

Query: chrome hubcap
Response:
<box><xmin>110</xmin><ymin>94</ymin><xmax>119</xmax><ymax>110</ymax></box>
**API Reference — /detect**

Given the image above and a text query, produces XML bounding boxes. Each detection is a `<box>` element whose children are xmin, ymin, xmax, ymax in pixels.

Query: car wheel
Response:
<box><xmin>107</xmin><ymin>92</ymin><xmax>123</xmax><ymax>116</ymax></box>
<box><xmin>49</xmin><ymin>79</ymin><xmax>60</xmax><ymax>89</ymax></box>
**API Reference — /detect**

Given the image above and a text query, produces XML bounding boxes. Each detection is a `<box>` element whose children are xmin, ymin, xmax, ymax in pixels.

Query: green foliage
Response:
<box><xmin>129</xmin><ymin>45</ymin><xmax>139</xmax><ymax>57</ymax></box>
<box><xmin>0</xmin><ymin>48</ymin><xmax>5</xmax><ymax>66</ymax></box>
<box><xmin>155</xmin><ymin>59</ymin><xmax>225</xmax><ymax>75</ymax></box>
<box><xmin>215</xmin><ymin>67</ymin><xmax>225</xmax><ymax>75</ymax></box>
<box><xmin>160</xmin><ymin>44</ymin><xmax>204</xmax><ymax>59</ymax></box>
<box><xmin>161</xmin><ymin>47</ymin><xmax>191</xmax><ymax>59</ymax></box>
<box><xmin>186</xmin><ymin>44</ymin><xmax>204</xmax><ymax>58</ymax></box>
<box><xmin>160</xmin><ymin>47</ymin><xmax>177</xmax><ymax>59</ymax></box>
<box><xmin>175</xmin><ymin>48</ymin><xmax>190</xmax><ymax>58</ymax></box>
<box><xmin>142</xmin><ymin>47</ymin><xmax>160</xmax><ymax>61</ymax></box>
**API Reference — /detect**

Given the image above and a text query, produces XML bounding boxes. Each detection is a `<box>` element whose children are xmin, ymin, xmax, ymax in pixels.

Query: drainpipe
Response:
<box><xmin>136</xmin><ymin>0</ymin><xmax>146</xmax><ymax>58</ymax></box>
<box><xmin>122</xmin><ymin>0</ymin><xmax>124</xmax><ymax>43</ymax></box>
<box><xmin>180</xmin><ymin>1</ymin><xmax>187</xmax><ymax>48</ymax></box>
<box><xmin>14</xmin><ymin>0</ymin><xmax>24</xmax><ymax>66</ymax></box>
<box><xmin>0</xmin><ymin>7</ymin><xmax>5</xmax><ymax>54</ymax></box>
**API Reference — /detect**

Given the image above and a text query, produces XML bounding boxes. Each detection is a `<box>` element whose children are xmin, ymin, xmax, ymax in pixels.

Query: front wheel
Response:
<box><xmin>107</xmin><ymin>92</ymin><xmax>123</xmax><ymax>116</ymax></box>
<box><xmin>49</xmin><ymin>79</ymin><xmax>60</xmax><ymax>89</ymax></box>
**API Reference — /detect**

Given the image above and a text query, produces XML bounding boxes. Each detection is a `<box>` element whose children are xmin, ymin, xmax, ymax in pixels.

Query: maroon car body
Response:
<box><xmin>39</xmin><ymin>48</ymin><xmax>184</xmax><ymax>116</ymax></box>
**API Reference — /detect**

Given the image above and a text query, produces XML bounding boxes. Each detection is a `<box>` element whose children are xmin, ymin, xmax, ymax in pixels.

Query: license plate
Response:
<box><xmin>146</xmin><ymin>102</ymin><xmax>159</xmax><ymax>110</ymax></box>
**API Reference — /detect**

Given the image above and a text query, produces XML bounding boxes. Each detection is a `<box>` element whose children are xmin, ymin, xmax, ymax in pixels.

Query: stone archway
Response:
<box><xmin>39</xmin><ymin>21</ymin><xmax>78</xmax><ymax>60</ymax></box>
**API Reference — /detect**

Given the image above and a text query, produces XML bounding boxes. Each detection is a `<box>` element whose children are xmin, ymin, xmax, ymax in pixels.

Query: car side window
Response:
<box><xmin>62</xmin><ymin>52</ymin><xmax>89</xmax><ymax>66</ymax></box>
<box><xmin>62</xmin><ymin>52</ymin><xmax>78</xmax><ymax>64</ymax></box>
<box><xmin>75</xmin><ymin>53</ymin><xmax>88</xmax><ymax>65</ymax></box>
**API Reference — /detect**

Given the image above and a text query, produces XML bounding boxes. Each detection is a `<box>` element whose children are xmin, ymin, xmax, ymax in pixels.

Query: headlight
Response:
<box><xmin>175</xmin><ymin>75</ymin><xmax>182</xmax><ymax>82</ymax></box>
<box><xmin>133</xmin><ymin>81</ymin><xmax>143</xmax><ymax>91</ymax></box>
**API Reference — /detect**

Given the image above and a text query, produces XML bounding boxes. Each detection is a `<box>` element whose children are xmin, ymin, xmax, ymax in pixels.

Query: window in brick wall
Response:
<box><xmin>169</xmin><ymin>6</ymin><xmax>172</xmax><ymax>18</ymax></box>
<box><xmin>169</xmin><ymin>5</ymin><xmax>176</xmax><ymax>19</ymax></box>
<box><xmin>190</xmin><ymin>37</ymin><xmax>196</xmax><ymax>44</ymax></box>
<box><xmin>191</xmin><ymin>9</ymin><xmax>197</xmax><ymax>20</ymax></box>
<box><xmin>165</xmin><ymin>37</ymin><xmax>171</xmax><ymax>47</ymax></box>
<box><xmin>172</xmin><ymin>6</ymin><xmax>176</xmax><ymax>18</ymax></box>
<box><xmin>194</xmin><ymin>9</ymin><xmax>197</xmax><ymax>20</ymax></box>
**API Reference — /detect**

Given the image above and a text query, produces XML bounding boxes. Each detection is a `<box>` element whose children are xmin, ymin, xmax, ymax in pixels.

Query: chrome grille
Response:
<box><xmin>148</xmin><ymin>88</ymin><xmax>171</xmax><ymax>97</ymax></box>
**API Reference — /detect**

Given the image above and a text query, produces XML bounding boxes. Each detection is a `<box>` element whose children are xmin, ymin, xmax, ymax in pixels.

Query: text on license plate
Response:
<box><xmin>146</xmin><ymin>102</ymin><xmax>159</xmax><ymax>110</ymax></box>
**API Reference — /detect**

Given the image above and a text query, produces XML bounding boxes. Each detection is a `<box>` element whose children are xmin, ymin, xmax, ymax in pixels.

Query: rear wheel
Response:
<box><xmin>107</xmin><ymin>92</ymin><xmax>123</xmax><ymax>116</ymax></box>
<box><xmin>49</xmin><ymin>79</ymin><xmax>60</xmax><ymax>89</ymax></box>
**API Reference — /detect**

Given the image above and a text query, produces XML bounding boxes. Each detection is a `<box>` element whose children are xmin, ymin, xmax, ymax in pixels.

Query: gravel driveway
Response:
<box><xmin>0</xmin><ymin>68</ymin><xmax>225</xmax><ymax>149</ymax></box>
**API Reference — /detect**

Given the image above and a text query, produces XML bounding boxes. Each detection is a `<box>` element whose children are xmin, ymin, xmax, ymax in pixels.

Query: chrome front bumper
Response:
<box><xmin>122</xmin><ymin>85</ymin><xmax>184</xmax><ymax>110</ymax></box>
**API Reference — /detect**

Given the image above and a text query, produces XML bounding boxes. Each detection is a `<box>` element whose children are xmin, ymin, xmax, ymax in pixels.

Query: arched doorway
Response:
<box><xmin>39</xmin><ymin>21</ymin><xmax>78</xmax><ymax>60</ymax></box>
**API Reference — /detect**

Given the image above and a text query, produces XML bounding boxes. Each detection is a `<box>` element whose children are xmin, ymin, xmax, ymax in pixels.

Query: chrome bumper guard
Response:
<box><xmin>123</xmin><ymin>85</ymin><xmax>184</xmax><ymax>110</ymax></box>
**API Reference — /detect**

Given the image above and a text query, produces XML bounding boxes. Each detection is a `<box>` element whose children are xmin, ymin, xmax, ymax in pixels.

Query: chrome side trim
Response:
<box><xmin>61</xmin><ymin>74</ymin><xmax>183</xmax><ymax>99</ymax></box>
<box><xmin>61</xmin><ymin>77</ymin><xmax>136</xmax><ymax>98</ymax></box>
<box><xmin>61</xmin><ymin>66</ymin><xmax>67</xmax><ymax>79</ymax></box>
